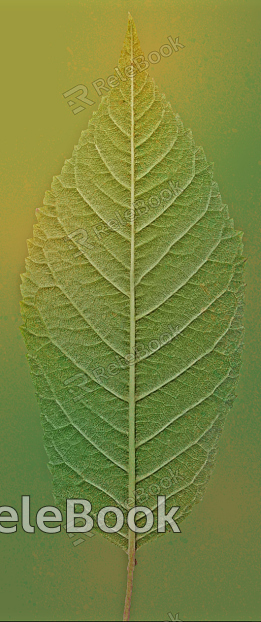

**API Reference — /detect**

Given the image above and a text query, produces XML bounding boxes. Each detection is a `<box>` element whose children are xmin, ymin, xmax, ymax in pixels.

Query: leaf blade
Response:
<box><xmin>20</xmin><ymin>14</ymin><xmax>244</xmax><ymax>562</ymax></box>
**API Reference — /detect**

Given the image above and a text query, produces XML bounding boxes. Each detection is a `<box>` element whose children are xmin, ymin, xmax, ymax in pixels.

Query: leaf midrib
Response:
<box><xmin>128</xmin><ymin>21</ymin><xmax>136</xmax><ymax>556</ymax></box>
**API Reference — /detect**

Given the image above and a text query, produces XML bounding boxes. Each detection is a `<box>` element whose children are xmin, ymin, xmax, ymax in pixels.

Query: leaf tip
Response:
<box><xmin>127</xmin><ymin>12</ymin><xmax>138</xmax><ymax>36</ymax></box>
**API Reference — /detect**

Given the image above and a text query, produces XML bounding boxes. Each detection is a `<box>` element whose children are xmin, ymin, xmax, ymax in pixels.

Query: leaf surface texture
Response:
<box><xmin>21</xmin><ymin>16</ymin><xmax>244</xmax><ymax>551</ymax></box>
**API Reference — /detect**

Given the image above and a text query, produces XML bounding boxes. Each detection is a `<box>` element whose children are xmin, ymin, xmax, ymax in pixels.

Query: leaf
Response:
<box><xmin>20</xmin><ymin>14</ymin><xmax>245</xmax><ymax>620</ymax></box>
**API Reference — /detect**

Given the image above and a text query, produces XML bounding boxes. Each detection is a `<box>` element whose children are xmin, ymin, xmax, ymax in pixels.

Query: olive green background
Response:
<box><xmin>0</xmin><ymin>0</ymin><xmax>260</xmax><ymax>620</ymax></box>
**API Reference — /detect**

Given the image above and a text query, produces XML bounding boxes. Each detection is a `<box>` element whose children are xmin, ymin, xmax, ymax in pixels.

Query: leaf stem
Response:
<box><xmin>123</xmin><ymin>530</ymin><xmax>136</xmax><ymax>621</ymax></box>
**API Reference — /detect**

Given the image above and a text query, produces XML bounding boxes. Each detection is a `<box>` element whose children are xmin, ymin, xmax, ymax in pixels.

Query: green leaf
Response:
<box><xmin>20</xmin><ymin>14</ymin><xmax>244</xmax><ymax>618</ymax></box>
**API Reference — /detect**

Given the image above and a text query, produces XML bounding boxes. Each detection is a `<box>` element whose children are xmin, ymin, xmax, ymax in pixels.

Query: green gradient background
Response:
<box><xmin>0</xmin><ymin>0</ymin><xmax>260</xmax><ymax>620</ymax></box>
